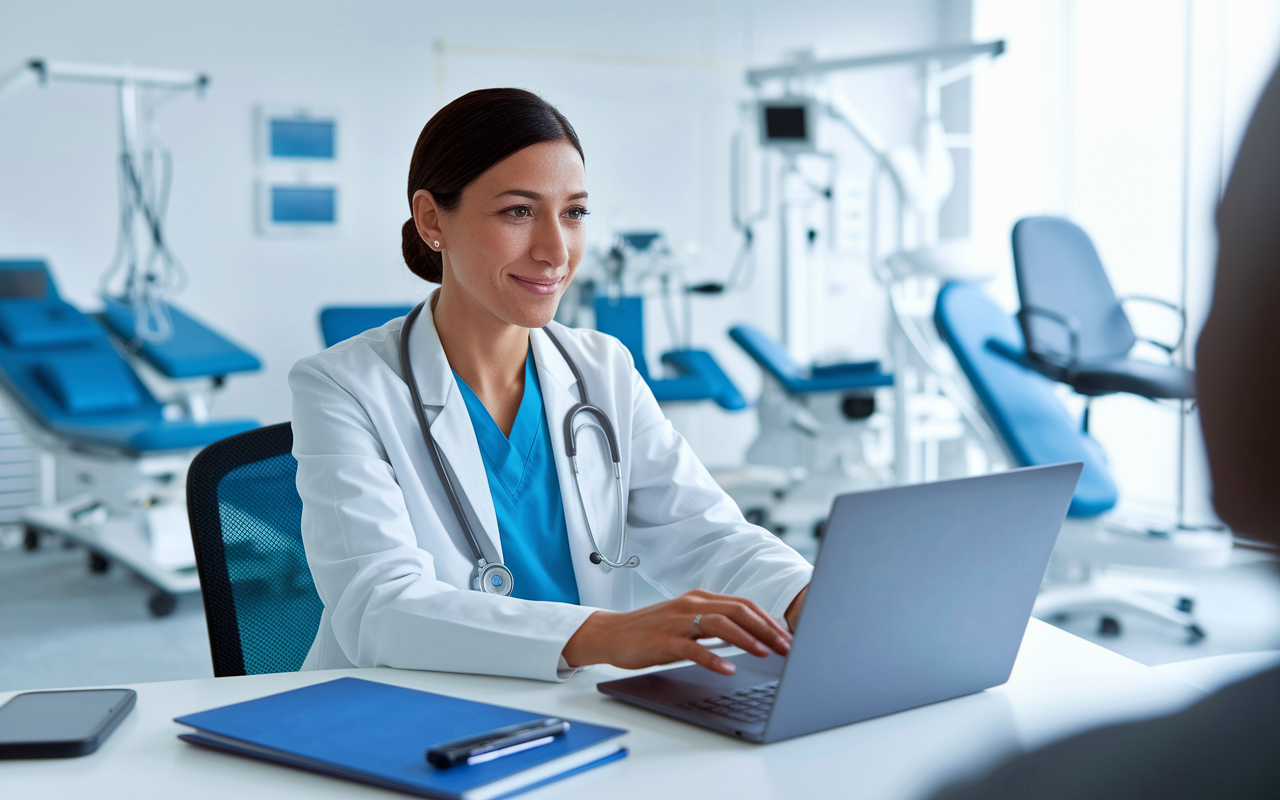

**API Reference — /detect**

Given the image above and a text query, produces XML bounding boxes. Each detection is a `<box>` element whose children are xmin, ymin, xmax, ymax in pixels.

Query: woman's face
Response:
<box><xmin>423</xmin><ymin>140</ymin><xmax>588</xmax><ymax>330</ymax></box>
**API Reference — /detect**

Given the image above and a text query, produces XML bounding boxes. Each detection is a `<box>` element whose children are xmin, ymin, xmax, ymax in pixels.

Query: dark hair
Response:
<box><xmin>401</xmin><ymin>88</ymin><xmax>584</xmax><ymax>284</ymax></box>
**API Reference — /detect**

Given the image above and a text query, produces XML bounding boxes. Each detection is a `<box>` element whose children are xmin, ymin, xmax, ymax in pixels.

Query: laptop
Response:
<box><xmin>597</xmin><ymin>462</ymin><xmax>1082</xmax><ymax>743</ymax></box>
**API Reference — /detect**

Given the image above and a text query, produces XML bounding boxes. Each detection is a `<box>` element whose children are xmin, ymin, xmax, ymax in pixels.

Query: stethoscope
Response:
<box><xmin>398</xmin><ymin>301</ymin><xmax>639</xmax><ymax>597</ymax></box>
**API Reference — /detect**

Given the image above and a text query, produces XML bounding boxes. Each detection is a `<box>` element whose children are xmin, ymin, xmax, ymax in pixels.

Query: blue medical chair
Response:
<box><xmin>0</xmin><ymin>259</ymin><xmax>258</xmax><ymax>453</ymax></box>
<box><xmin>935</xmin><ymin>281</ymin><xmax>1225</xmax><ymax>639</ymax></box>
<box><xmin>933</xmin><ymin>281</ymin><xmax>1117</xmax><ymax>517</ymax></box>
<box><xmin>594</xmin><ymin>295</ymin><xmax>746</xmax><ymax>410</ymax></box>
<box><xmin>319</xmin><ymin>305</ymin><xmax>413</xmax><ymax>349</ymax></box>
<box><xmin>187</xmin><ymin>422</ymin><xmax>323</xmax><ymax>676</ymax></box>
<box><xmin>1010</xmin><ymin>217</ymin><xmax>1195</xmax><ymax>415</ymax></box>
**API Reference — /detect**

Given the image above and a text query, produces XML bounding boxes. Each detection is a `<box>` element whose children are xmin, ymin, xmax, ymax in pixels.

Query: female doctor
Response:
<box><xmin>291</xmin><ymin>88</ymin><xmax>813</xmax><ymax>682</ymax></box>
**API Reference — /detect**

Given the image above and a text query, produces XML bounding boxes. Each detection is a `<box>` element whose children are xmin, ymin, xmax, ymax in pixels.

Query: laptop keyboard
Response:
<box><xmin>675</xmin><ymin>680</ymin><xmax>778</xmax><ymax>723</ymax></box>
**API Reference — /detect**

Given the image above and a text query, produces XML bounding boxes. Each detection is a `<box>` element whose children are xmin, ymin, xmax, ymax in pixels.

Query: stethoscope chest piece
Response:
<box><xmin>475</xmin><ymin>562</ymin><xmax>514</xmax><ymax>596</ymax></box>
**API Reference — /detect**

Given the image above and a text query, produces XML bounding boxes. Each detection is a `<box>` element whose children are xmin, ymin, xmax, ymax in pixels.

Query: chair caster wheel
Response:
<box><xmin>813</xmin><ymin>520</ymin><xmax>826</xmax><ymax>539</ymax></box>
<box><xmin>88</xmin><ymin>551</ymin><xmax>110</xmax><ymax>574</ymax></box>
<box><xmin>1098</xmin><ymin>616</ymin><xmax>1121</xmax><ymax>637</ymax></box>
<box><xmin>148</xmin><ymin>591</ymin><xmax>177</xmax><ymax>618</ymax></box>
<box><xmin>744</xmin><ymin>508</ymin><xmax>768</xmax><ymax>527</ymax></box>
<box><xmin>23</xmin><ymin>527</ymin><xmax>39</xmax><ymax>551</ymax></box>
<box><xmin>1177</xmin><ymin>597</ymin><xmax>1195</xmax><ymax>613</ymax></box>
<box><xmin>1186</xmin><ymin>624</ymin><xmax>1206</xmax><ymax>642</ymax></box>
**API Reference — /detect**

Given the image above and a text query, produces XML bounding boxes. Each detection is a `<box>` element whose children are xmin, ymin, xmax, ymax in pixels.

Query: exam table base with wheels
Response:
<box><xmin>13</xmin><ymin>423</ymin><xmax>208</xmax><ymax>617</ymax></box>
<box><xmin>23</xmin><ymin>498</ymin><xmax>199</xmax><ymax>617</ymax></box>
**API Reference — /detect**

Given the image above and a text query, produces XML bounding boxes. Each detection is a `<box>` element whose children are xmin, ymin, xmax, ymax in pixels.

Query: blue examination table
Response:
<box><xmin>0</xmin><ymin>260</ymin><xmax>259</xmax><ymax>453</ymax></box>
<box><xmin>0</xmin><ymin>258</ymin><xmax>260</xmax><ymax>615</ymax></box>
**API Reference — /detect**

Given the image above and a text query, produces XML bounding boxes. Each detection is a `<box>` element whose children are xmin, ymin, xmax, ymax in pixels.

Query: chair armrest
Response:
<box><xmin>1118</xmin><ymin>294</ymin><xmax>1186</xmax><ymax>353</ymax></box>
<box><xmin>1018</xmin><ymin>305</ymin><xmax>1081</xmax><ymax>370</ymax></box>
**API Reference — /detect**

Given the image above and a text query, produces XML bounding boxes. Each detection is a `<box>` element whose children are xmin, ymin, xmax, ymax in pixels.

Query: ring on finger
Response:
<box><xmin>693</xmin><ymin>613</ymin><xmax>703</xmax><ymax>634</ymax></box>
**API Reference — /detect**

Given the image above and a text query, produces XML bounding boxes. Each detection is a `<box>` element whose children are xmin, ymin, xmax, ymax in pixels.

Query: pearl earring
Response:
<box><xmin>433</xmin><ymin>240</ymin><xmax>440</xmax><ymax>249</ymax></box>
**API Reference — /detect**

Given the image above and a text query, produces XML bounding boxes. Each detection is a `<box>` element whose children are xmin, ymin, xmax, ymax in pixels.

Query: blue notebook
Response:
<box><xmin>174</xmin><ymin>677</ymin><xmax>627</xmax><ymax>800</ymax></box>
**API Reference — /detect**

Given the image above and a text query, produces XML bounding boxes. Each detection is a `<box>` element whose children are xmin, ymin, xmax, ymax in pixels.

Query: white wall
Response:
<box><xmin>0</xmin><ymin>0</ymin><xmax>954</xmax><ymax>468</ymax></box>
<box><xmin>971</xmin><ymin>0</ymin><xmax>1280</xmax><ymax>523</ymax></box>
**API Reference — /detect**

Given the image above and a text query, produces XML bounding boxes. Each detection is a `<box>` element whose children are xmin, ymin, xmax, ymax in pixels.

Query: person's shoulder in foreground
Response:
<box><xmin>933</xmin><ymin>666</ymin><xmax>1280</xmax><ymax>799</ymax></box>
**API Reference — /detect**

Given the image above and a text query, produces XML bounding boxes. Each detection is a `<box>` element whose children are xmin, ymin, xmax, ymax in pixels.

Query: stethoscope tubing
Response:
<box><xmin>398</xmin><ymin>303</ymin><xmax>515</xmax><ymax>595</ymax></box>
<box><xmin>398</xmin><ymin>302</ymin><xmax>638</xmax><ymax>596</ymax></box>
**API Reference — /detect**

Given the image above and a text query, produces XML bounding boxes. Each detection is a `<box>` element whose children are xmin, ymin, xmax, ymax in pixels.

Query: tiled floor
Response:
<box><xmin>2</xmin><ymin>527</ymin><xmax>1279</xmax><ymax>693</ymax></box>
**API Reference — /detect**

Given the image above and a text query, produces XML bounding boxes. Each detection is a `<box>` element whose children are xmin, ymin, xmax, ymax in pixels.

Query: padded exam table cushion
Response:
<box><xmin>35</xmin><ymin>352</ymin><xmax>143</xmax><ymax>414</ymax></box>
<box><xmin>101</xmin><ymin>297</ymin><xmax>261</xmax><ymax>379</ymax></box>
<box><xmin>0</xmin><ymin>296</ymin><xmax>257</xmax><ymax>452</ymax></box>
<box><xmin>319</xmin><ymin>306</ymin><xmax>413</xmax><ymax>349</ymax></box>
<box><xmin>655</xmin><ymin>350</ymin><xmax>747</xmax><ymax>410</ymax></box>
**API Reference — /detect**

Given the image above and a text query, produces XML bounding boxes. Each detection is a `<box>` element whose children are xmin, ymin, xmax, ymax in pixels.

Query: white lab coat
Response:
<box><xmin>289</xmin><ymin>299</ymin><xmax>813</xmax><ymax>682</ymax></box>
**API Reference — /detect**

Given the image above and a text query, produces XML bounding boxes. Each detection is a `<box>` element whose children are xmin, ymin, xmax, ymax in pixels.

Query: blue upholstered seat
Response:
<box><xmin>0</xmin><ymin>259</ymin><xmax>258</xmax><ymax>453</ymax></box>
<box><xmin>728</xmin><ymin>325</ymin><xmax>893</xmax><ymax>394</ymax></box>
<box><xmin>319</xmin><ymin>306</ymin><xmax>413</xmax><ymax>348</ymax></box>
<box><xmin>594</xmin><ymin>295</ymin><xmax>746</xmax><ymax>411</ymax></box>
<box><xmin>933</xmin><ymin>281</ymin><xmax>1117</xmax><ymax>517</ymax></box>
<box><xmin>35</xmin><ymin>352</ymin><xmax>143</xmax><ymax>414</ymax></box>
<box><xmin>0</xmin><ymin>298</ymin><xmax>102</xmax><ymax>349</ymax></box>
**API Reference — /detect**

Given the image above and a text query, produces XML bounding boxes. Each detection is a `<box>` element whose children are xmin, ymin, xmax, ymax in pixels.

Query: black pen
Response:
<box><xmin>426</xmin><ymin>718</ymin><xmax>570</xmax><ymax>769</ymax></box>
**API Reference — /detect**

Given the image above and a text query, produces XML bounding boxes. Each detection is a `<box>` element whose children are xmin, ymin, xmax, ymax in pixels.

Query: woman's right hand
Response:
<box><xmin>561</xmin><ymin>589</ymin><xmax>792</xmax><ymax>675</ymax></box>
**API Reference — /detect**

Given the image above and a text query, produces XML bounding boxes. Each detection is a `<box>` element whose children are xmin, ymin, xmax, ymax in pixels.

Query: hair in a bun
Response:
<box><xmin>401</xmin><ymin>218</ymin><xmax>441</xmax><ymax>283</ymax></box>
<box><xmin>401</xmin><ymin>89</ymin><xmax>583</xmax><ymax>284</ymax></box>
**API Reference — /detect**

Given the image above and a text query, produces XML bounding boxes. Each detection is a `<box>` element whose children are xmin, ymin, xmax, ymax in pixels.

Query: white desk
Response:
<box><xmin>0</xmin><ymin>620</ymin><xmax>1204</xmax><ymax>800</ymax></box>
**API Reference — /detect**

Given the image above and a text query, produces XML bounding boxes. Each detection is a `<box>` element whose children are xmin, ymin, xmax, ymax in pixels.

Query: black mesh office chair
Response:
<box><xmin>187</xmin><ymin>423</ymin><xmax>323</xmax><ymax>677</ymax></box>
<box><xmin>1010</xmin><ymin>216</ymin><xmax>1195</xmax><ymax>428</ymax></box>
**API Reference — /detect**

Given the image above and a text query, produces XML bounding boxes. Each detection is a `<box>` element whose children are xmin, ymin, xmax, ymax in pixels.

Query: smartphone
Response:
<box><xmin>0</xmin><ymin>688</ymin><xmax>136</xmax><ymax>758</ymax></box>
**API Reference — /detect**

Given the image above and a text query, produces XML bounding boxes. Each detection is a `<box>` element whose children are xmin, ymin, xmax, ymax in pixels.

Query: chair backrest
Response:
<box><xmin>0</xmin><ymin>259</ymin><xmax>59</xmax><ymax>300</ymax></box>
<box><xmin>187</xmin><ymin>422</ymin><xmax>323</xmax><ymax>676</ymax></box>
<box><xmin>593</xmin><ymin>295</ymin><xmax>651</xmax><ymax>381</ymax></box>
<box><xmin>1011</xmin><ymin>217</ymin><xmax>1134</xmax><ymax>364</ymax></box>
<box><xmin>319</xmin><ymin>306</ymin><xmax>413</xmax><ymax>348</ymax></box>
<box><xmin>934</xmin><ymin>281</ymin><xmax>1117</xmax><ymax>517</ymax></box>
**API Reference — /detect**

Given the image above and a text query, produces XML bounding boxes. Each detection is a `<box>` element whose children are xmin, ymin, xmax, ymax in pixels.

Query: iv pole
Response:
<box><xmin>0</xmin><ymin>59</ymin><xmax>209</xmax><ymax>344</ymax></box>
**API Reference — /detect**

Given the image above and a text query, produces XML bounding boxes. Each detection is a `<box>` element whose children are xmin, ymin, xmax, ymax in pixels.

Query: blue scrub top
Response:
<box><xmin>453</xmin><ymin>351</ymin><xmax>581</xmax><ymax>605</ymax></box>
